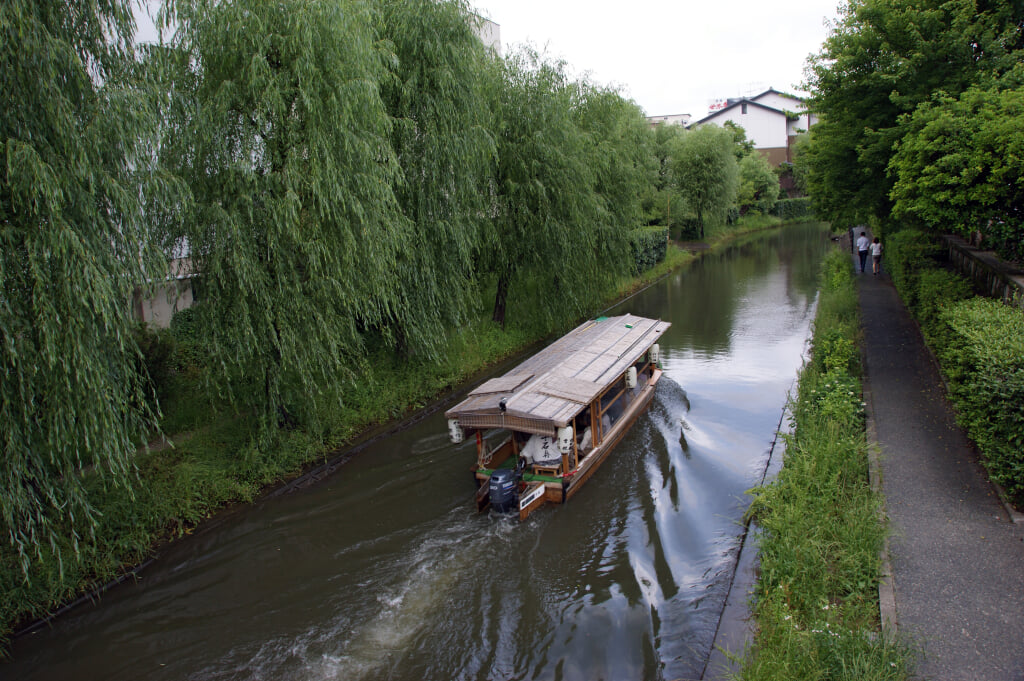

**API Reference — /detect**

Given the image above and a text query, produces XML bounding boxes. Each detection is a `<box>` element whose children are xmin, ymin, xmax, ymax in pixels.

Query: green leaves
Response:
<box><xmin>2</xmin><ymin>0</ymin><xmax>170</xmax><ymax>576</ymax></box>
<box><xmin>165</xmin><ymin>0</ymin><xmax>409</xmax><ymax>441</ymax></box>
<box><xmin>803</xmin><ymin>0</ymin><xmax>1024</xmax><ymax>229</ymax></box>
<box><xmin>669</xmin><ymin>125</ymin><xmax>739</xmax><ymax>238</ymax></box>
<box><xmin>889</xmin><ymin>79</ymin><xmax>1024</xmax><ymax>260</ymax></box>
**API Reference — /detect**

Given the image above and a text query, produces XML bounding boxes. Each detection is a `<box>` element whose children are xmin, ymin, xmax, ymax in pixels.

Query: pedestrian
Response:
<box><xmin>856</xmin><ymin>231</ymin><xmax>870</xmax><ymax>272</ymax></box>
<box><xmin>871</xmin><ymin>237</ymin><xmax>883</xmax><ymax>274</ymax></box>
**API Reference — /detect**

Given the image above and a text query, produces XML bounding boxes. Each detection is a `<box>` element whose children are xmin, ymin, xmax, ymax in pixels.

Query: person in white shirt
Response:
<box><xmin>856</xmin><ymin>231</ymin><xmax>870</xmax><ymax>273</ymax></box>
<box><xmin>870</xmin><ymin>237</ymin><xmax>883</xmax><ymax>274</ymax></box>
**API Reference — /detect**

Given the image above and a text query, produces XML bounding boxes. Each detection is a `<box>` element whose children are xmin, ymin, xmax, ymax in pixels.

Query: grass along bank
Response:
<box><xmin>0</xmin><ymin>214</ymin><xmax>795</xmax><ymax>641</ymax></box>
<box><xmin>739</xmin><ymin>247</ymin><xmax>913</xmax><ymax>680</ymax></box>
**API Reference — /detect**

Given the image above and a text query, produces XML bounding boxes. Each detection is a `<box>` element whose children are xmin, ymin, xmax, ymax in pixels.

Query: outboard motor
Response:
<box><xmin>489</xmin><ymin>468</ymin><xmax>518</xmax><ymax>514</ymax></box>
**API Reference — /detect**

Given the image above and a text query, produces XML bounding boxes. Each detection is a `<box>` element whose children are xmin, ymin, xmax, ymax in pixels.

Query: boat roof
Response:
<box><xmin>445</xmin><ymin>314</ymin><xmax>670</xmax><ymax>435</ymax></box>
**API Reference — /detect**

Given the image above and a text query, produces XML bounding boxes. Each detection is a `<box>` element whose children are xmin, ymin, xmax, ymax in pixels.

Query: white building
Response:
<box><xmin>646</xmin><ymin>113</ymin><xmax>692</xmax><ymax>128</ymax></box>
<box><xmin>471</xmin><ymin>15</ymin><xmax>501</xmax><ymax>55</ymax></box>
<box><xmin>689</xmin><ymin>88</ymin><xmax>817</xmax><ymax>166</ymax></box>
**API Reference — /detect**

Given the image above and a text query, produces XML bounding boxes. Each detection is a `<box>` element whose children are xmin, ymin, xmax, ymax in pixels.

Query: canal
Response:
<box><xmin>4</xmin><ymin>222</ymin><xmax>832</xmax><ymax>681</ymax></box>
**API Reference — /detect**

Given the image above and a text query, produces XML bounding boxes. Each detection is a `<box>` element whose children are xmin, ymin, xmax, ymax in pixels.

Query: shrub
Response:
<box><xmin>169</xmin><ymin>306</ymin><xmax>207</xmax><ymax>371</ymax></box>
<box><xmin>132</xmin><ymin>323</ymin><xmax>177</xmax><ymax>402</ymax></box>
<box><xmin>629</xmin><ymin>226</ymin><xmax>668</xmax><ymax>273</ymax></box>
<box><xmin>940</xmin><ymin>299</ymin><xmax>1024</xmax><ymax>502</ymax></box>
<box><xmin>915</xmin><ymin>268</ymin><xmax>973</xmax><ymax>347</ymax></box>
<box><xmin>885</xmin><ymin>229</ymin><xmax>945</xmax><ymax>311</ymax></box>
<box><xmin>773</xmin><ymin>197</ymin><xmax>814</xmax><ymax>221</ymax></box>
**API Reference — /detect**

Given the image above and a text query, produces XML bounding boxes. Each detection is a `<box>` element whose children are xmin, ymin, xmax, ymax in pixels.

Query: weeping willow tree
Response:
<box><xmin>0</xmin><ymin>0</ymin><xmax>171</xmax><ymax>573</ymax></box>
<box><xmin>573</xmin><ymin>83</ymin><xmax>654</xmax><ymax>249</ymax></box>
<box><xmin>373</xmin><ymin>0</ymin><xmax>494</xmax><ymax>356</ymax></box>
<box><xmin>162</xmin><ymin>0</ymin><xmax>410</xmax><ymax>440</ymax></box>
<box><xmin>487</xmin><ymin>50</ymin><xmax>626</xmax><ymax>329</ymax></box>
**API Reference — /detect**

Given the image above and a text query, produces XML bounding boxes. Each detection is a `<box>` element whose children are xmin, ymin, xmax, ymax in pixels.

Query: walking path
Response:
<box><xmin>857</xmin><ymin>252</ymin><xmax>1024</xmax><ymax>680</ymax></box>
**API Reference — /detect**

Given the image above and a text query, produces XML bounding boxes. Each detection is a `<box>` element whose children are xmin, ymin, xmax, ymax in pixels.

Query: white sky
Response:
<box><xmin>133</xmin><ymin>0</ymin><xmax>842</xmax><ymax>118</ymax></box>
<box><xmin>471</xmin><ymin>0</ymin><xmax>841</xmax><ymax>117</ymax></box>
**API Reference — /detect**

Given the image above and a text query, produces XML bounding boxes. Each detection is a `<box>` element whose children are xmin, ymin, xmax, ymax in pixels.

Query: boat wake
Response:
<box><xmin>213</xmin><ymin>511</ymin><xmax>513</xmax><ymax>681</ymax></box>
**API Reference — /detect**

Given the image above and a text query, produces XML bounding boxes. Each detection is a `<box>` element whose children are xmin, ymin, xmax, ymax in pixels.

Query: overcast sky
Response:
<box><xmin>134</xmin><ymin>0</ymin><xmax>842</xmax><ymax>118</ymax></box>
<box><xmin>471</xmin><ymin>0</ymin><xmax>842</xmax><ymax>117</ymax></box>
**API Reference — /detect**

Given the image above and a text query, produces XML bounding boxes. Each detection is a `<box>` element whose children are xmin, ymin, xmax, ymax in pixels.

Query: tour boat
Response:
<box><xmin>445</xmin><ymin>314</ymin><xmax>670</xmax><ymax>520</ymax></box>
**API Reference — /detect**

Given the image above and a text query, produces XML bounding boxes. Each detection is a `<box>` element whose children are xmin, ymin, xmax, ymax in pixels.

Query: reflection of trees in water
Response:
<box><xmin>622</xmin><ymin>223</ymin><xmax>829</xmax><ymax>356</ymax></box>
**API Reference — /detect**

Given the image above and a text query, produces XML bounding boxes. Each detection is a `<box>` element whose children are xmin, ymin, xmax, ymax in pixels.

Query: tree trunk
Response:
<box><xmin>492</xmin><ymin>274</ymin><xmax>509</xmax><ymax>328</ymax></box>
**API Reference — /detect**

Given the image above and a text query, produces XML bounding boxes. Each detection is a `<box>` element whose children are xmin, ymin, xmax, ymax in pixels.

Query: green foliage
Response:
<box><xmin>375</xmin><ymin>0</ymin><xmax>494</xmax><ymax>356</ymax></box>
<box><xmin>742</xmin><ymin>248</ymin><xmax>910</xmax><ymax>679</ymax></box>
<box><xmin>739</xmin><ymin>153</ymin><xmax>779</xmax><ymax>215</ymax></box>
<box><xmin>642</xmin><ymin>123</ymin><xmax>688</xmax><ymax>231</ymax></box>
<box><xmin>889</xmin><ymin>77</ymin><xmax>1024</xmax><ymax>261</ymax></box>
<box><xmin>940</xmin><ymin>300</ymin><xmax>1024</xmax><ymax>502</ymax></box>
<box><xmin>773</xmin><ymin>197</ymin><xmax>814</xmax><ymax>221</ymax></box>
<box><xmin>669</xmin><ymin>125</ymin><xmax>739</xmax><ymax>238</ymax></box>
<box><xmin>803</xmin><ymin>0</ymin><xmax>1024</xmax><ymax>228</ymax></box>
<box><xmin>1</xmin><ymin>0</ymin><xmax>177</xmax><ymax>576</ymax></box>
<box><xmin>169</xmin><ymin>306</ymin><xmax>206</xmax><ymax>371</ymax></box>
<box><xmin>884</xmin><ymin>229</ymin><xmax>946</xmax><ymax>310</ymax></box>
<box><xmin>132</xmin><ymin>324</ymin><xmax>177</xmax><ymax>403</ymax></box>
<box><xmin>913</xmin><ymin>268</ymin><xmax>973</xmax><ymax>348</ymax></box>
<box><xmin>629</xmin><ymin>227</ymin><xmax>669</xmax><ymax>273</ymax></box>
<box><xmin>885</xmin><ymin>232</ymin><xmax>1024</xmax><ymax>504</ymax></box>
<box><xmin>485</xmin><ymin>48</ymin><xmax>629</xmax><ymax>327</ymax></box>
<box><xmin>164</xmin><ymin>0</ymin><xmax>410</xmax><ymax>442</ymax></box>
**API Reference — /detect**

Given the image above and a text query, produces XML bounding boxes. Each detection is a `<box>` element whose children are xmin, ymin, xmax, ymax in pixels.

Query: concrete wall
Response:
<box><xmin>134</xmin><ymin>278</ymin><xmax>194</xmax><ymax>328</ymax></box>
<box><xmin>944</xmin><ymin>235</ymin><xmax>1024</xmax><ymax>308</ymax></box>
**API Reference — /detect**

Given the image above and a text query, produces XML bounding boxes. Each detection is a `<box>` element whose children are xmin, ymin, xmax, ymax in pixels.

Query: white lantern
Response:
<box><xmin>448</xmin><ymin>418</ymin><xmax>464</xmax><ymax>444</ymax></box>
<box><xmin>557</xmin><ymin>426</ymin><xmax>573</xmax><ymax>454</ymax></box>
<box><xmin>626</xmin><ymin>366</ymin><xmax>638</xmax><ymax>389</ymax></box>
<box><xmin>649</xmin><ymin>344</ymin><xmax>661</xmax><ymax>365</ymax></box>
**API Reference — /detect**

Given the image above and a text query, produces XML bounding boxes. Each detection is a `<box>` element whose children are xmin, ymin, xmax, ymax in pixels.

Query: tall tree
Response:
<box><xmin>374</xmin><ymin>0</ymin><xmax>493</xmax><ymax>356</ymax></box>
<box><xmin>738</xmin><ymin>153</ymin><xmax>780</xmax><ymax>215</ymax></box>
<box><xmin>803</xmin><ymin>0</ymin><xmax>1024</xmax><ymax>227</ymax></box>
<box><xmin>1</xmin><ymin>0</ymin><xmax>170</xmax><ymax>572</ymax></box>
<box><xmin>889</xmin><ymin>71</ymin><xmax>1024</xmax><ymax>260</ymax></box>
<box><xmin>485</xmin><ymin>50</ymin><xmax>624</xmax><ymax>329</ymax></box>
<box><xmin>163</xmin><ymin>0</ymin><xmax>409</xmax><ymax>439</ymax></box>
<box><xmin>644</xmin><ymin>122</ymin><xmax>686</xmax><ymax>230</ymax></box>
<box><xmin>670</xmin><ymin>125</ymin><xmax>739</xmax><ymax>238</ymax></box>
<box><xmin>573</xmin><ymin>84</ymin><xmax>653</xmax><ymax>235</ymax></box>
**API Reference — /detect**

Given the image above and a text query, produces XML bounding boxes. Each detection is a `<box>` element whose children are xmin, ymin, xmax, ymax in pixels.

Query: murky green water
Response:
<box><xmin>4</xmin><ymin>223</ymin><xmax>831</xmax><ymax>681</ymax></box>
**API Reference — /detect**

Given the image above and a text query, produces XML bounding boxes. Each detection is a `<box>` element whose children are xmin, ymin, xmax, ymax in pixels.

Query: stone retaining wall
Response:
<box><xmin>943</xmin><ymin>235</ymin><xmax>1024</xmax><ymax>309</ymax></box>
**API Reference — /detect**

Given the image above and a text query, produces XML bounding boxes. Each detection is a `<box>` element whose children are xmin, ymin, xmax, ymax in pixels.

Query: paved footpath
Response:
<box><xmin>857</xmin><ymin>256</ymin><xmax>1024</xmax><ymax>680</ymax></box>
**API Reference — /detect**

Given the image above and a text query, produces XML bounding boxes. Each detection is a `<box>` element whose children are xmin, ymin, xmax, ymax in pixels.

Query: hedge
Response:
<box><xmin>772</xmin><ymin>197</ymin><xmax>814</xmax><ymax>221</ymax></box>
<box><xmin>630</xmin><ymin>226</ymin><xmax>668</xmax><ymax>273</ymax></box>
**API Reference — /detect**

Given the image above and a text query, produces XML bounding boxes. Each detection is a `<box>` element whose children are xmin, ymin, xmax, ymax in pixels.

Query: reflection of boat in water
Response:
<box><xmin>445</xmin><ymin>314</ymin><xmax>671</xmax><ymax>520</ymax></box>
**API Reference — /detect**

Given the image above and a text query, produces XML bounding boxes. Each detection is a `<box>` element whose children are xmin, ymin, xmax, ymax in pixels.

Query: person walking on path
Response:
<box><xmin>870</xmin><ymin>236</ymin><xmax>883</xmax><ymax>274</ymax></box>
<box><xmin>856</xmin><ymin>231</ymin><xmax>870</xmax><ymax>272</ymax></box>
<box><xmin>855</xmin><ymin>253</ymin><xmax>1024</xmax><ymax>680</ymax></box>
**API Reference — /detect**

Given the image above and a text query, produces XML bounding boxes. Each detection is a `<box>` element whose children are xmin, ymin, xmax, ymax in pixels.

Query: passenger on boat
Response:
<box><xmin>578</xmin><ymin>413</ymin><xmax>612</xmax><ymax>454</ymax></box>
<box><xmin>520</xmin><ymin>433</ymin><xmax>561</xmax><ymax>466</ymax></box>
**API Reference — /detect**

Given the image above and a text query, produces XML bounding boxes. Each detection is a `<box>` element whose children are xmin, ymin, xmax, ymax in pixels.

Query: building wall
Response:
<box><xmin>751</xmin><ymin>91</ymin><xmax>804</xmax><ymax>113</ymax></box>
<box><xmin>757</xmin><ymin>146</ymin><xmax>790</xmax><ymax>167</ymax></box>
<box><xmin>134</xmin><ymin>278</ymin><xmax>193</xmax><ymax>329</ymax></box>
<box><xmin>699</xmin><ymin>106</ymin><xmax>790</xmax><ymax>148</ymax></box>
<box><xmin>472</xmin><ymin>16</ymin><xmax>501</xmax><ymax>54</ymax></box>
<box><xmin>647</xmin><ymin>113</ymin><xmax>692</xmax><ymax>127</ymax></box>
